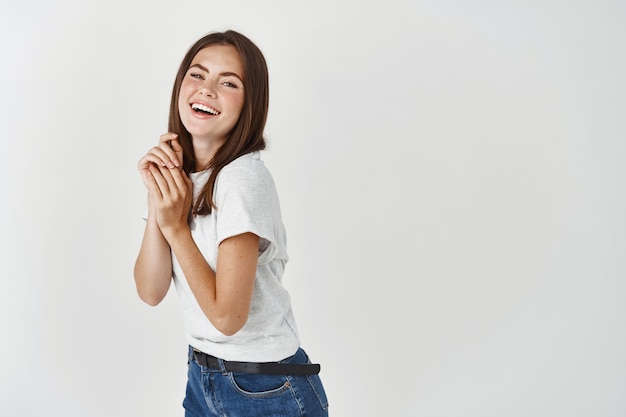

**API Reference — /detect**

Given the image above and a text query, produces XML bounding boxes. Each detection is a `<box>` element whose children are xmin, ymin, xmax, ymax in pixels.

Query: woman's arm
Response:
<box><xmin>134</xmin><ymin>201</ymin><xmax>173</xmax><ymax>306</ymax></box>
<box><xmin>166</xmin><ymin>226</ymin><xmax>259</xmax><ymax>336</ymax></box>
<box><xmin>145</xmin><ymin>159</ymin><xmax>258</xmax><ymax>336</ymax></box>
<box><xmin>133</xmin><ymin>133</ymin><xmax>182</xmax><ymax>305</ymax></box>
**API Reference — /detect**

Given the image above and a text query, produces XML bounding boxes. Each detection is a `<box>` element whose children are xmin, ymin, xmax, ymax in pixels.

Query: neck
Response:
<box><xmin>192</xmin><ymin>136</ymin><xmax>224</xmax><ymax>171</ymax></box>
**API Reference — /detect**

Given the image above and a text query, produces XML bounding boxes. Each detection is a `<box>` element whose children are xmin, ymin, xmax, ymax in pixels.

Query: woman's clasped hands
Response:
<box><xmin>138</xmin><ymin>132</ymin><xmax>193</xmax><ymax>239</ymax></box>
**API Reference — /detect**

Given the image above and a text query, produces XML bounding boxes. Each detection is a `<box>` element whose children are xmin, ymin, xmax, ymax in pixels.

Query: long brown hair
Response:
<box><xmin>168</xmin><ymin>30</ymin><xmax>269</xmax><ymax>215</ymax></box>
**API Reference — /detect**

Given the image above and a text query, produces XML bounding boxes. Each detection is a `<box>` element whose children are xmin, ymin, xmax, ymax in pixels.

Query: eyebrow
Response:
<box><xmin>189</xmin><ymin>63</ymin><xmax>243</xmax><ymax>83</ymax></box>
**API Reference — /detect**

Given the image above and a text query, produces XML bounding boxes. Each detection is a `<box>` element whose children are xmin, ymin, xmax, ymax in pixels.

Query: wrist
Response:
<box><xmin>161</xmin><ymin>223</ymin><xmax>192</xmax><ymax>245</ymax></box>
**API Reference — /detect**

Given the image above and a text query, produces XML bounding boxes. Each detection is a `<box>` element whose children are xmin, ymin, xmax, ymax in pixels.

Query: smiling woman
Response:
<box><xmin>177</xmin><ymin>45</ymin><xmax>245</xmax><ymax>160</ymax></box>
<box><xmin>133</xmin><ymin>30</ymin><xmax>329</xmax><ymax>417</ymax></box>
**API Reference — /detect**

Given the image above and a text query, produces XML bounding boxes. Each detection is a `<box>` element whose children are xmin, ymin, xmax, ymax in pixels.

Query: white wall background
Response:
<box><xmin>1</xmin><ymin>0</ymin><xmax>625</xmax><ymax>416</ymax></box>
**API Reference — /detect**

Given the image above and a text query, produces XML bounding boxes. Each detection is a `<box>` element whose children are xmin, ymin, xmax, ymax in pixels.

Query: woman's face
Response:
<box><xmin>178</xmin><ymin>45</ymin><xmax>245</xmax><ymax>146</ymax></box>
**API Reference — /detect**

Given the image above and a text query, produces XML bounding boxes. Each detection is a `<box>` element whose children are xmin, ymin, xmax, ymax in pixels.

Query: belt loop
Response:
<box><xmin>217</xmin><ymin>358</ymin><xmax>228</xmax><ymax>375</ymax></box>
<box><xmin>190</xmin><ymin>347</ymin><xmax>199</xmax><ymax>366</ymax></box>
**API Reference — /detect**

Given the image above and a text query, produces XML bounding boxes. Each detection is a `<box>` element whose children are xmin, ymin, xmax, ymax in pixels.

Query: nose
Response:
<box><xmin>199</xmin><ymin>80</ymin><xmax>216</xmax><ymax>98</ymax></box>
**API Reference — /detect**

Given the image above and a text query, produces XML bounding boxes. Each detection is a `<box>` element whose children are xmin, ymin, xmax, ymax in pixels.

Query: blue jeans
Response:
<box><xmin>183</xmin><ymin>346</ymin><xmax>329</xmax><ymax>416</ymax></box>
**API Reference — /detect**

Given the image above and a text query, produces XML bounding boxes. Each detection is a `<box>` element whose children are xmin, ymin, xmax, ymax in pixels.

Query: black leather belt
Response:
<box><xmin>193</xmin><ymin>349</ymin><xmax>321</xmax><ymax>375</ymax></box>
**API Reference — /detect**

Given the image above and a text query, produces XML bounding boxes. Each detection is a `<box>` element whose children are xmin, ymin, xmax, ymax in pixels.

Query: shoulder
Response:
<box><xmin>218</xmin><ymin>152</ymin><xmax>274</xmax><ymax>188</ymax></box>
<box><xmin>213</xmin><ymin>151</ymin><xmax>283</xmax><ymax>222</ymax></box>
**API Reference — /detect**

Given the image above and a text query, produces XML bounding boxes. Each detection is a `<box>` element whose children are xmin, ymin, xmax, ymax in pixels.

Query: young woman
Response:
<box><xmin>134</xmin><ymin>30</ymin><xmax>329</xmax><ymax>416</ymax></box>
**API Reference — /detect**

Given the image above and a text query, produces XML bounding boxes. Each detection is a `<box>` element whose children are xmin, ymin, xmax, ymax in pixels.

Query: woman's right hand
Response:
<box><xmin>138</xmin><ymin>132</ymin><xmax>184</xmax><ymax>190</ymax></box>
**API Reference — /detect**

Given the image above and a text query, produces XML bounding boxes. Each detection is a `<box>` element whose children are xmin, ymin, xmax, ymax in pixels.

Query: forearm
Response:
<box><xmin>134</xmin><ymin>213</ymin><xmax>173</xmax><ymax>305</ymax></box>
<box><xmin>165</xmin><ymin>227</ymin><xmax>254</xmax><ymax>336</ymax></box>
<box><xmin>165</xmin><ymin>227</ymin><xmax>224</xmax><ymax>324</ymax></box>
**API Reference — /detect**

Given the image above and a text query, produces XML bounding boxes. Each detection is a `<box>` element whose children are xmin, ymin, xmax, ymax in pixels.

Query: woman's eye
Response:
<box><xmin>190</xmin><ymin>73</ymin><xmax>203</xmax><ymax>79</ymax></box>
<box><xmin>223</xmin><ymin>81</ymin><xmax>237</xmax><ymax>88</ymax></box>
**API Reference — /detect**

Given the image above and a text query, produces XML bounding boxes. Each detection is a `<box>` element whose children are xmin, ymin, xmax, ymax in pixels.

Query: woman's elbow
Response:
<box><xmin>134</xmin><ymin>273</ymin><xmax>170</xmax><ymax>306</ymax></box>
<box><xmin>212</xmin><ymin>315</ymin><xmax>248</xmax><ymax>337</ymax></box>
<box><xmin>135</xmin><ymin>285</ymin><xmax>167</xmax><ymax>306</ymax></box>
<box><xmin>137</xmin><ymin>291</ymin><xmax>165</xmax><ymax>306</ymax></box>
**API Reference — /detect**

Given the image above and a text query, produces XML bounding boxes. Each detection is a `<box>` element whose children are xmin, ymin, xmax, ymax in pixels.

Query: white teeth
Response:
<box><xmin>192</xmin><ymin>103</ymin><xmax>220</xmax><ymax>115</ymax></box>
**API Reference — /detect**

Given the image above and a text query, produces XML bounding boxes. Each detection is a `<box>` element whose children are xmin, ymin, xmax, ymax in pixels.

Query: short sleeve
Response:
<box><xmin>213</xmin><ymin>157</ymin><xmax>285</xmax><ymax>265</ymax></box>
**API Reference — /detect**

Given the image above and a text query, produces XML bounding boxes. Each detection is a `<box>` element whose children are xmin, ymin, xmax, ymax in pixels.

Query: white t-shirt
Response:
<box><xmin>171</xmin><ymin>151</ymin><xmax>300</xmax><ymax>362</ymax></box>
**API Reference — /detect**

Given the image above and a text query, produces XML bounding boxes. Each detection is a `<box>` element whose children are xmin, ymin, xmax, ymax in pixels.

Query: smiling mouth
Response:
<box><xmin>192</xmin><ymin>103</ymin><xmax>220</xmax><ymax>115</ymax></box>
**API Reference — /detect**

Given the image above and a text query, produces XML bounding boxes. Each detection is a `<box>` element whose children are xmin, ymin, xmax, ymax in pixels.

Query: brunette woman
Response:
<box><xmin>134</xmin><ymin>30</ymin><xmax>329</xmax><ymax>416</ymax></box>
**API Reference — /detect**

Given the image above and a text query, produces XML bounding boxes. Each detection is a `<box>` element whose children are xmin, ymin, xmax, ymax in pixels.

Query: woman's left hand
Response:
<box><xmin>145</xmin><ymin>162</ymin><xmax>193</xmax><ymax>241</ymax></box>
